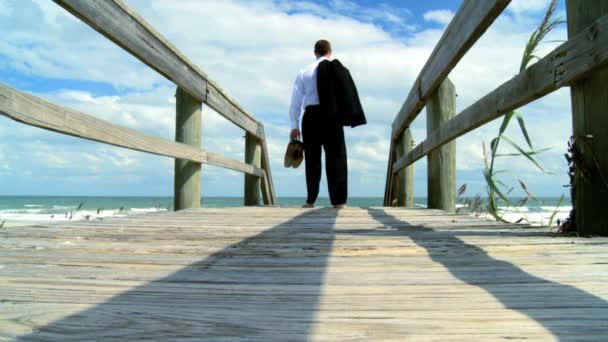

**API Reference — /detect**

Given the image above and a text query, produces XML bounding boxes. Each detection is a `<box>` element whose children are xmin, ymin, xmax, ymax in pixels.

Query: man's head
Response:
<box><xmin>314</xmin><ymin>39</ymin><xmax>332</xmax><ymax>58</ymax></box>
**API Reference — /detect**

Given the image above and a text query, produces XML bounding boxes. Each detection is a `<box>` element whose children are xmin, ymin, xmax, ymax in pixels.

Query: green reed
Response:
<box><xmin>483</xmin><ymin>0</ymin><xmax>564</xmax><ymax>223</ymax></box>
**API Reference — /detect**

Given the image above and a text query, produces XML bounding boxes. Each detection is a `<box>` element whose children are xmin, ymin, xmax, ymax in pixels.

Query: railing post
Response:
<box><xmin>426</xmin><ymin>78</ymin><xmax>456</xmax><ymax>212</ymax></box>
<box><xmin>174</xmin><ymin>87</ymin><xmax>202</xmax><ymax>211</ymax></box>
<box><xmin>566</xmin><ymin>0</ymin><xmax>608</xmax><ymax>235</ymax></box>
<box><xmin>395</xmin><ymin>129</ymin><xmax>414</xmax><ymax>207</ymax></box>
<box><xmin>259</xmin><ymin>130</ymin><xmax>277</xmax><ymax>206</ymax></box>
<box><xmin>244</xmin><ymin>132</ymin><xmax>262</xmax><ymax>206</ymax></box>
<box><xmin>383</xmin><ymin>143</ymin><xmax>397</xmax><ymax>206</ymax></box>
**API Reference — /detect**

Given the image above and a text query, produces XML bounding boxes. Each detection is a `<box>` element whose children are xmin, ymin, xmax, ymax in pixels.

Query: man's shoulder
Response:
<box><xmin>296</xmin><ymin>62</ymin><xmax>314</xmax><ymax>80</ymax></box>
<box><xmin>302</xmin><ymin>59</ymin><xmax>324</xmax><ymax>72</ymax></box>
<box><xmin>316</xmin><ymin>59</ymin><xmax>330</xmax><ymax>71</ymax></box>
<box><xmin>329</xmin><ymin>59</ymin><xmax>348</xmax><ymax>71</ymax></box>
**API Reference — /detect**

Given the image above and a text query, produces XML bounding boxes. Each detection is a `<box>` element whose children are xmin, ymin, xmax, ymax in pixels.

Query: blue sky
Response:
<box><xmin>0</xmin><ymin>0</ymin><xmax>572</xmax><ymax>199</ymax></box>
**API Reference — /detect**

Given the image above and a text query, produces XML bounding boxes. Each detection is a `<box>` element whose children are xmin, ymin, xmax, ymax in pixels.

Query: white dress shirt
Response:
<box><xmin>289</xmin><ymin>56</ymin><xmax>329</xmax><ymax>130</ymax></box>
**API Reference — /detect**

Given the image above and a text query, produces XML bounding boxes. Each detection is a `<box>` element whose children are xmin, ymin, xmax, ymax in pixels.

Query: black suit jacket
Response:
<box><xmin>317</xmin><ymin>59</ymin><xmax>366</xmax><ymax>128</ymax></box>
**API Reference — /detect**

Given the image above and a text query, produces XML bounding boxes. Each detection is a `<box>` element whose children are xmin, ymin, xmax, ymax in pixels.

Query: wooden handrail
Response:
<box><xmin>51</xmin><ymin>0</ymin><xmax>276</xmax><ymax>206</ymax></box>
<box><xmin>392</xmin><ymin>14</ymin><xmax>608</xmax><ymax>172</ymax></box>
<box><xmin>385</xmin><ymin>0</ymin><xmax>608</xmax><ymax>227</ymax></box>
<box><xmin>259</xmin><ymin>125</ymin><xmax>277</xmax><ymax>204</ymax></box>
<box><xmin>0</xmin><ymin>83</ymin><xmax>265</xmax><ymax>178</ymax></box>
<box><xmin>385</xmin><ymin>0</ymin><xmax>509</xmax><ymax>206</ymax></box>
<box><xmin>391</xmin><ymin>0</ymin><xmax>510</xmax><ymax>139</ymax></box>
<box><xmin>53</xmin><ymin>0</ymin><xmax>262</xmax><ymax>139</ymax></box>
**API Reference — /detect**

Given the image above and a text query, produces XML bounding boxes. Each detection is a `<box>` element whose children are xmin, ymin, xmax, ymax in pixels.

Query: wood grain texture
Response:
<box><xmin>244</xmin><ymin>132</ymin><xmax>262</xmax><ymax>206</ymax></box>
<box><xmin>206</xmin><ymin>151</ymin><xmax>265</xmax><ymax>177</ymax></box>
<box><xmin>393</xmin><ymin>14</ymin><xmax>608</xmax><ymax>172</ymax></box>
<box><xmin>383</xmin><ymin>142</ymin><xmax>397</xmax><ymax>206</ymax></box>
<box><xmin>259</xmin><ymin>124</ymin><xmax>277</xmax><ymax>206</ymax></box>
<box><xmin>391</xmin><ymin>0</ymin><xmax>510</xmax><ymax>139</ymax></box>
<box><xmin>567</xmin><ymin>0</ymin><xmax>608</xmax><ymax>236</ymax></box>
<box><xmin>0</xmin><ymin>83</ymin><xmax>264</xmax><ymax>177</ymax></box>
<box><xmin>395</xmin><ymin>129</ymin><xmax>414</xmax><ymax>207</ymax></box>
<box><xmin>52</xmin><ymin>0</ymin><xmax>262</xmax><ymax>139</ymax></box>
<box><xmin>174</xmin><ymin>87</ymin><xmax>202</xmax><ymax>210</ymax></box>
<box><xmin>45</xmin><ymin>0</ymin><xmax>277</xmax><ymax>203</ymax></box>
<box><xmin>426</xmin><ymin>79</ymin><xmax>456</xmax><ymax>212</ymax></box>
<box><xmin>0</xmin><ymin>207</ymin><xmax>607</xmax><ymax>341</ymax></box>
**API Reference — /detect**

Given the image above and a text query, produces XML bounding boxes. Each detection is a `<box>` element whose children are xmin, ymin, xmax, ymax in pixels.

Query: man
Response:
<box><xmin>289</xmin><ymin>40</ymin><xmax>365</xmax><ymax>209</ymax></box>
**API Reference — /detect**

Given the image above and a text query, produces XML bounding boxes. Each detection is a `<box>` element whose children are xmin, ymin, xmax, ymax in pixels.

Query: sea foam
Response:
<box><xmin>0</xmin><ymin>208</ymin><xmax>167</xmax><ymax>223</ymax></box>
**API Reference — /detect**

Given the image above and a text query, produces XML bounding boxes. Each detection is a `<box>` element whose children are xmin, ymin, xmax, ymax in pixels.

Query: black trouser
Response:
<box><xmin>302</xmin><ymin>105</ymin><xmax>347</xmax><ymax>205</ymax></box>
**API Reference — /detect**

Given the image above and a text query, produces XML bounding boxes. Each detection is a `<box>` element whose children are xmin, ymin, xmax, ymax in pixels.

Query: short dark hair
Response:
<box><xmin>314</xmin><ymin>40</ymin><xmax>332</xmax><ymax>56</ymax></box>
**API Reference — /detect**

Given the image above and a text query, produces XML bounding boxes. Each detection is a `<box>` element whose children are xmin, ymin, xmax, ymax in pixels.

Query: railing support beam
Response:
<box><xmin>244</xmin><ymin>133</ymin><xmax>262</xmax><ymax>206</ymax></box>
<box><xmin>427</xmin><ymin>78</ymin><xmax>456</xmax><ymax>212</ymax></box>
<box><xmin>567</xmin><ymin>0</ymin><xmax>608</xmax><ymax>235</ymax></box>
<box><xmin>383</xmin><ymin>143</ymin><xmax>397</xmax><ymax>206</ymax></box>
<box><xmin>395</xmin><ymin>129</ymin><xmax>414</xmax><ymax>207</ymax></box>
<box><xmin>174</xmin><ymin>87</ymin><xmax>202</xmax><ymax>211</ymax></box>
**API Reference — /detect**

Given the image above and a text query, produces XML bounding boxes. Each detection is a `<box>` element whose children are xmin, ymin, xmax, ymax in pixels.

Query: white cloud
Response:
<box><xmin>423</xmin><ymin>10</ymin><xmax>454</xmax><ymax>25</ymax></box>
<box><xmin>31</xmin><ymin>0</ymin><xmax>78</xmax><ymax>26</ymax></box>
<box><xmin>49</xmin><ymin>87</ymin><xmax>176</xmax><ymax>139</ymax></box>
<box><xmin>329</xmin><ymin>0</ymin><xmax>415</xmax><ymax>32</ymax></box>
<box><xmin>508</xmin><ymin>0</ymin><xmax>552</xmax><ymax>14</ymax></box>
<box><xmin>0</xmin><ymin>0</ymin><xmax>164</xmax><ymax>90</ymax></box>
<box><xmin>0</xmin><ymin>0</ymin><xmax>572</xmax><ymax>197</ymax></box>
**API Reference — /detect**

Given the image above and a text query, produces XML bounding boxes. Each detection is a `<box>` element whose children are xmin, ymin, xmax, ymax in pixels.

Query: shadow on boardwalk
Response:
<box><xmin>366</xmin><ymin>208</ymin><xmax>608</xmax><ymax>340</ymax></box>
<box><xmin>16</xmin><ymin>208</ymin><xmax>337</xmax><ymax>341</ymax></box>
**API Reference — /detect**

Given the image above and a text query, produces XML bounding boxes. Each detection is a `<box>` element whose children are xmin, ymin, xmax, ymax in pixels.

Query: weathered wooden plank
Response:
<box><xmin>0</xmin><ymin>83</ymin><xmax>264</xmax><ymax>177</ymax></box>
<box><xmin>391</xmin><ymin>0</ymin><xmax>510</xmax><ymax>139</ymax></box>
<box><xmin>244</xmin><ymin>132</ymin><xmax>262</xmax><ymax>206</ymax></box>
<box><xmin>1</xmin><ymin>207</ymin><xmax>607</xmax><ymax>341</ymax></box>
<box><xmin>395</xmin><ymin>129</ymin><xmax>414</xmax><ymax>207</ymax></box>
<box><xmin>3</xmin><ymin>301</ymin><xmax>606</xmax><ymax>341</ymax></box>
<box><xmin>2</xmin><ymin>243</ymin><xmax>602</xmax><ymax>264</ymax></box>
<box><xmin>260</xmin><ymin>168</ymin><xmax>273</xmax><ymax>206</ymax></box>
<box><xmin>2</xmin><ymin>231</ymin><xmax>597</xmax><ymax>250</ymax></box>
<box><xmin>426</xmin><ymin>78</ymin><xmax>456</xmax><ymax>212</ymax></box>
<box><xmin>383</xmin><ymin>142</ymin><xmax>397</xmax><ymax>206</ymax></box>
<box><xmin>2</xmin><ymin>260</ymin><xmax>608</xmax><ymax>284</ymax></box>
<box><xmin>1</xmin><ymin>249</ymin><xmax>604</xmax><ymax>276</ymax></box>
<box><xmin>4</xmin><ymin>233</ymin><xmax>589</xmax><ymax>249</ymax></box>
<box><xmin>0</xmin><ymin>225</ymin><xmax>599</xmax><ymax>243</ymax></box>
<box><xmin>52</xmin><ymin>0</ymin><xmax>263</xmax><ymax>138</ymax></box>
<box><xmin>259</xmin><ymin>126</ymin><xmax>277</xmax><ymax>205</ymax></box>
<box><xmin>174</xmin><ymin>87</ymin><xmax>202</xmax><ymax>210</ymax></box>
<box><xmin>207</xmin><ymin>151</ymin><xmax>265</xmax><ymax>177</ymax></box>
<box><xmin>23</xmin><ymin>214</ymin><xmax>517</xmax><ymax>228</ymax></box>
<box><xmin>0</xmin><ymin>83</ymin><xmax>207</xmax><ymax>162</ymax></box>
<box><xmin>393</xmin><ymin>14</ymin><xmax>608</xmax><ymax>171</ymax></box>
<box><xmin>567</xmin><ymin>0</ymin><xmax>608</xmax><ymax>236</ymax></box>
<box><xmin>4</xmin><ymin>284</ymin><xmax>608</xmax><ymax>314</ymax></box>
<box><xmin>5</xmin><ymin>289</ymin><xmax>607</xmax><ymax>314</ymax></box>
<box><xmin>2</xmin><ymin>250</ymin><xmax>606</xmax><ymax>269</ymax></box>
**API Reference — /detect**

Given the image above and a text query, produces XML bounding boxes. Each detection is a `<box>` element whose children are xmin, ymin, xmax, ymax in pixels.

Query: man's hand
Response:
<box><xmin>290</xmin><ymin>129</ymin><xmax>301</xmax><ymax>140</ymax></box>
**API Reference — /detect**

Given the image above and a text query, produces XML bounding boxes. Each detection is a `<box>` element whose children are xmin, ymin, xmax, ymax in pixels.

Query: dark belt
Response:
<box><xmin>305</xmin><ymin>104</ymin><xmax>321</xmax><ymax>112</ymax></box>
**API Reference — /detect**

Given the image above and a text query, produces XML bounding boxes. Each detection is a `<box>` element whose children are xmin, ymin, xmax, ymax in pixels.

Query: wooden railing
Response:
<box><xmin>0</xmin><ymin>0</ymin><xmax>276</xmax><ymax>209</ymax></box>
<box><xmin>384</xmin><ymin>0</ymin><xmax>608</xmax><ymax>235</ymax></box>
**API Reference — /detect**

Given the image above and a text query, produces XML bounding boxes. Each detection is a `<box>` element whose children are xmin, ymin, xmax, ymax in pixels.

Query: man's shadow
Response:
<box><xmin>15</xmin><ymin>208</ymin><xmax>338</xmax><ymax>341</ymax></box>
<box><xmin>365</xmin><ymin>208</ymin><xmax>608</xmax><ymax>340</ymax></box>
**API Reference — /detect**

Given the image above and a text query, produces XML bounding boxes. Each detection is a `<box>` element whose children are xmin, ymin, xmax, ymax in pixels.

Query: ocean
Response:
<box><xmin>0</xmin><ymin>196</ymin><xmax>571</xmax><ymax>227</ymax></box>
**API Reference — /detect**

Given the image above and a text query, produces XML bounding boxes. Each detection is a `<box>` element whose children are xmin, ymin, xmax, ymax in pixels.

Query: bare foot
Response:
<box><xmin>333</xmin><ymin>204</ymin><xmax>346</xmax><ymax>209</ymax></box>
<box><xmin>302</xmin><ymin>203</ymin><xmax>314</xmax><ymax>208</ymax></box>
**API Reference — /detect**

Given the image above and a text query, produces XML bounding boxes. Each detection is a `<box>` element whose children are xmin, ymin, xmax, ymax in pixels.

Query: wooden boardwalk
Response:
<box><xmin>1</xmin><ymin>207</ymin><xmax>607</xmax><ymax>341</ymax></box>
